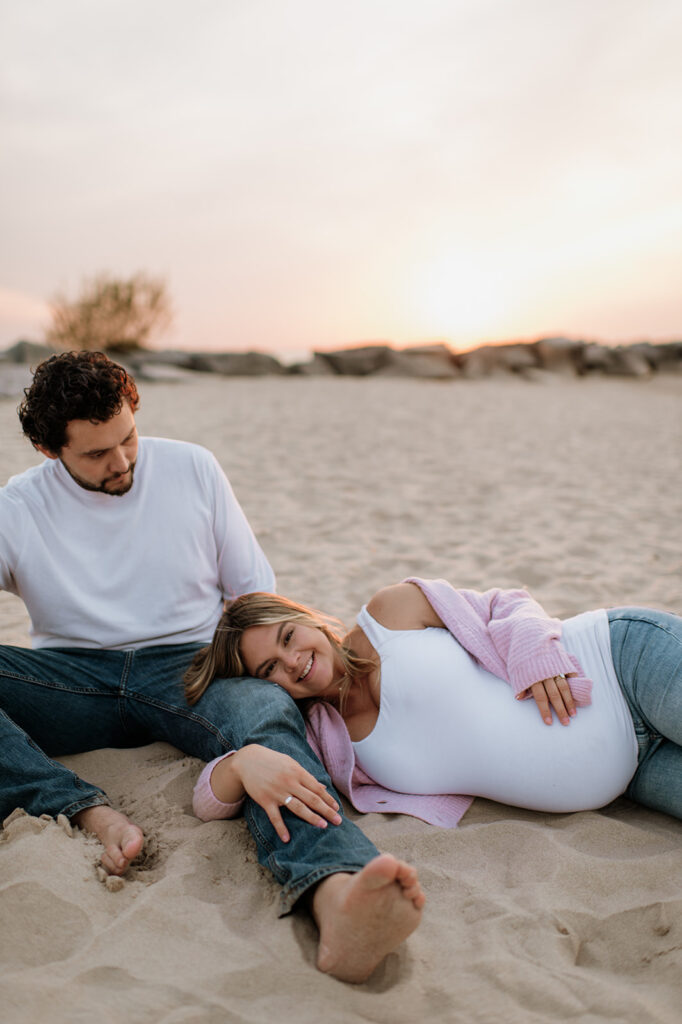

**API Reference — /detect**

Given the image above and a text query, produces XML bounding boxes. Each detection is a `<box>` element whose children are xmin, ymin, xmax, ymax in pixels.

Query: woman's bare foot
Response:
<box><xmin>72</xmin><ymin>805</ymin><xmax>144</xmax><ymax>875</ymax></box>
<box><xmin>311</xmin><ymin>853</ymin><xmax>425</xmax><ymax>983</ymax></box>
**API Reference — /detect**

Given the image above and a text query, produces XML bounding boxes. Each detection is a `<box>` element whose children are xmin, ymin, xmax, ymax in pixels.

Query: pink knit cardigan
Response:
<box><xmin>193</xmin><ymin>579</ymin><xmax>592</xmax><ymax>827</ymax></box>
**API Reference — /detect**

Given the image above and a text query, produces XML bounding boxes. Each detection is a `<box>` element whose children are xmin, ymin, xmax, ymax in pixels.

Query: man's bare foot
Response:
<box><xmin>311</xmin><ymin>853</ymin><xmax>424</xmax><ymax>983</ymax></box>
<box><xmin>72</xmin><ymin>805</ymin><xmax>144</xmax><ymax>876</ymax></box>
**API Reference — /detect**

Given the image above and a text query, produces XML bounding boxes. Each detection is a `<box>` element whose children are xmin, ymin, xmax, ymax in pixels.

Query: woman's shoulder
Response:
<box><xmin>366</xmin><ymin>582</ymin><xmax>443</xmax><ymax>630</ymax></box>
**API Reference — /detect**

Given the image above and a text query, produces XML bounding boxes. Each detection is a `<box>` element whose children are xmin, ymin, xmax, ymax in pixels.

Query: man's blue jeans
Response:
<box><xmin>608</xmin><ymin>607</ymin><xmax>682</xmax><ymax>820</ymax></box>
<box><xmin>0</xmin><ymin>643</ymin><xmax>378</xmax><ymax>912</ymax></box>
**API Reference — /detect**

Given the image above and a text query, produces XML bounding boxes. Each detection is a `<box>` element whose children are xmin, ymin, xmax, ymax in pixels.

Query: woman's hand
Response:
<box><xmin>230</xmin><ymin>744</ymin><xmax>342</xmax><ymax>842</ymax></box>
<box><xmin>524</xmin><ymin>674</ymin><xmax>578</xmax><ymax>725</ymax></box>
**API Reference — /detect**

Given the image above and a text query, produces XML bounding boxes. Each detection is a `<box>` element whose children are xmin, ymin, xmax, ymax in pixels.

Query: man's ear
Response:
<box><xmin>35</xmin><ymin>444</ymin><xmax>59</xmax><ymax>461</ymax></box>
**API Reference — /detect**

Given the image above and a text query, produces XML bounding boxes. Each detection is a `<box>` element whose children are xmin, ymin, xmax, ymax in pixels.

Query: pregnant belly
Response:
<box><xmin>354</xmin><ymin>688</ymin><xmax>636</xmax><ymax>813</ymax></box>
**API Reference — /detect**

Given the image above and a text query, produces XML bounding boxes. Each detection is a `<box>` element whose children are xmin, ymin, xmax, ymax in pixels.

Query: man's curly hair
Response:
<box><xmin>18</xmin><ymin>351</ymin><xmax>140</xmax><ymax>453</ymax></box>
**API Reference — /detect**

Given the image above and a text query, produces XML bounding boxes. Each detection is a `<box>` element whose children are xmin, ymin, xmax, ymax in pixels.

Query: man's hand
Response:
<box><xmin>522</xmin><ymin>674</ymin><xmax>578</xmax><ymax>725</ymax></box>
<box><xmin>231</xmin><ymin>744</ymin><xmax>342</xmax><ymax>842</ymax></box>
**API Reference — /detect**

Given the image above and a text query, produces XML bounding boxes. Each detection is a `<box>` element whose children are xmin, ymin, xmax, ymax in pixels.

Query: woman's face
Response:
<box><xmin>240</xmin><ymin>620</ymin><xmax>342</xmax><ymax>700</ymax></box>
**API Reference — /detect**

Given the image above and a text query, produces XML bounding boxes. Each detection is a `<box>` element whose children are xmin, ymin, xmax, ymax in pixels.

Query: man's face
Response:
<box><xmin>39</xmin><ymin>402</ymin><xmax>139</xmax><ymax>495</ymax></box>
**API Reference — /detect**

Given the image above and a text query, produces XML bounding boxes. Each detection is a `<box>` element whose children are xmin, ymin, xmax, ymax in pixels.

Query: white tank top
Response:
<box><xmin>352</xmin><ymin>607</ymin><xmax>638</xmax><ymax>812</ymax></box>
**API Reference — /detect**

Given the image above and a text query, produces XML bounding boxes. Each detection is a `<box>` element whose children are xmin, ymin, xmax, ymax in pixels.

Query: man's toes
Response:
<box><xmin>121</xmin><ymin>831</ymin><xmax>144</xmax><ymax>860</ymax></box>
<box><xmin>101</xmin><ymin>849</ymin><xmax>125</xmax><ymax>875</ymax></box>
<box><xmin>394</xmin><ymin>860</ymin><xmax>418</xmax><ymax>884</ymax></box>
<box><xmin>406</xmin><ymin>886</ymin><xmax>426</xmax><ymax>909</ymax></box>
<box><xmin>360</xmin><ymin>854</ymin><xmax>401</xmax><ymax>889</ymax></box>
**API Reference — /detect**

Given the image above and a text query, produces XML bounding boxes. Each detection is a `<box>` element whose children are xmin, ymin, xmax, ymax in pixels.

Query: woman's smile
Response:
<box><xmin>299</xmin><ymin>653</ymin><xmax>314</xmax><ymax>681</ymax></box>
<box><xmin>240</xmin><ymin>622</ymin><xmax>340</xmax><ymax>699</ymax></box>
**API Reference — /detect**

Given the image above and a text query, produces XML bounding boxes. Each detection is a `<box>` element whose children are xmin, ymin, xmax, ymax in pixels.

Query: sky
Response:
<box><xmin>1</xmin><ymin>0</ymin><xmax>681</xmax><ymax>356</ymax></box>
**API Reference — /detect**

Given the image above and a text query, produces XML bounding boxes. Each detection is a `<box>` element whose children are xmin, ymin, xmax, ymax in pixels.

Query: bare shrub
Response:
<box><xmin>46</xmin><ymin>272</ymin><xmax>172</xmax><ymax>353</ymax></box>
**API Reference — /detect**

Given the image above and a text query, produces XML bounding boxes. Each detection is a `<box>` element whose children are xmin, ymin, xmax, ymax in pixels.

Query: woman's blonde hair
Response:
<box><xmin>184</xmin><ymin>592</ymin><xmax>372</xmax><ymax>706</ymax></box>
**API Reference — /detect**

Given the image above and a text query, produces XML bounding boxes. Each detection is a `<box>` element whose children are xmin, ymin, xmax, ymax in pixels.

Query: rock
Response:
<box><xmin>459</xmin><ymin>343</ymin><xmax>539</xmax><ymax>379</ymax></box>
<box><xmin>402</xmin><ymin>342</ymin><xmax>454</xmax><ymax>358</ymax></box>
<box><xmin>576</xmin><ymin>343</ymin><xmax>614</xmax><ymax>374</ymax></box>
<box><xmin>608</xmin><ymin>348</ymin><xmax>652</xmax><ymax>378</ymax></box>
<box><xmin>287</xmin><ymin>354</ymin><xmax>337</xmax><ymax>375</ymax></box>
<box><xmin>629</xmin><ymin>341</ymin><xmax>682</xmax><ymax>373</ymax></box>
<box><xmin>375</xmin><ymin>350</ymin><xmax>459</xmax><ymax>379</ymax></box>
<box><xmin>1</xmin><ymin>339</ymin><xmax>57</xmax><ymax>365</ymax></box>
<box><xmin>391</xmin><ymin>344</ymin><xmax>460</xmax><ymax>378</ymax></box>
<box><xmin>128</xmin><ymin>349</ymin><xmax>197</xmax><ymax>370</ymax></box>
<box><xmin>187</xmin><ymin>351</ymin><xmax>285</xmax><ymax>375</ymax></box>
<box><xmin>578</xmin><ymin>344</ymin><xmax>651</xmax><ymax>378</ymax></box>
<box><xmin>533</xmin><ymin>337</ymin><xmax>583</xmax><ymax>375</ymax></box>
<box><xmin>314</xmin><ymin>345</ymin><xmax>394</xmax><ymax>376</ymax></box>
<box><xmin>313</xmin><ymin>343</ymin><xmax>459</xmax><ymax>378</ymax></box>
<box><xmin>129</xmin><ymin>362</ymin><xmax>195</xmax><ymax>383</ymax></box>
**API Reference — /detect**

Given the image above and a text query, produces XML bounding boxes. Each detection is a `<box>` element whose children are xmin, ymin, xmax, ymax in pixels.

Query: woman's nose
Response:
<box><xmin>283</xmin><ymin>652</ymin><xmax>299</xmax><ymax>673</ymax></box>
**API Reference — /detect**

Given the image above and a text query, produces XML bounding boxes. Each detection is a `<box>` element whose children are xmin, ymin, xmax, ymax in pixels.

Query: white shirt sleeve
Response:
<box><xmin>208</xmin><ymin>452</ymin><xmax>276</xmax><ymax>598</ymax></box>
<box><xmin>0</xmin><ymin>489</ymin><xmax>23</xmax><ymax>596</ymax></box>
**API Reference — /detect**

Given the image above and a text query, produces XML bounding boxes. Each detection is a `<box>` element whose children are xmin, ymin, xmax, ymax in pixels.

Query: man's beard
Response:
<box><xmin>61</xmin><ymin>460</ymin><xmax>137</xmax><ymax>496</ymax></box>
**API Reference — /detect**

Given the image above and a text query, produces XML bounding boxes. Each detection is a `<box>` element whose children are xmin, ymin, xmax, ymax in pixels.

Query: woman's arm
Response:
<box><xmin>193</xmin><ymin>752</ymin><xmax>245</xmax><ymax>821</ymax></box>
<box><xmin>371</xmin><ymin>579</ymin><xmax>587</xmax><ymax>725</ymax></box>
<box><xmin>193</xmin><ymin>745</ymin><xmax>342</xmax><ymax>843</ymax></box>
<box><xmin>366</xmin><ymin>582</ymin><xmax>446</xmax><ymax>630</ymax></box>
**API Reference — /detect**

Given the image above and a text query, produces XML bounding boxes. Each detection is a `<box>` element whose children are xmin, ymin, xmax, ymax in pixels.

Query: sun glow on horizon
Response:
<box><xmin>407</xmin><ymin>248</ymin><xmax>517</xmax><ymax>344</ymax></box>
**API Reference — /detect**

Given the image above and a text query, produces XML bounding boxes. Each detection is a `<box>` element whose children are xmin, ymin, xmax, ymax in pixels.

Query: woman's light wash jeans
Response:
<box><xmin>0</xmin><ymin>643</ymin><xmax>378</xmax><ymax>913</ymax></box>
<box><xmin>608</xmin><ymin>607</ymin><xmax>682</xmax><ymax>820</ymax></box>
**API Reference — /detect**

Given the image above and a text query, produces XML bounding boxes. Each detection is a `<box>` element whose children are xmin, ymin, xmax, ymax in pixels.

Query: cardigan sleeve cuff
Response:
<box><xmin>193</xmin><ymin>752</ymin><xmax>245</xmax><ymax>821</ymax></box>
<box><xmin>510</xmin><ymin>649</ymin><xmax>592</xmax><ymax>705</ymax></box>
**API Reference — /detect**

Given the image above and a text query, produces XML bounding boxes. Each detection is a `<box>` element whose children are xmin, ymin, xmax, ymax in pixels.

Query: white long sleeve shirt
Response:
<box><xmin>0</xmin><ymin>437</ymin><xmax>275</xmax><ymax>649</ymax></box>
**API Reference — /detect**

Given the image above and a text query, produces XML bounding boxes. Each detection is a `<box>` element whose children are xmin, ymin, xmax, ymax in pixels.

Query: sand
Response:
<box><xmin>1</xmin><ymin>373</ymin><xmax>681</xmax><ymax>1023</ymax></box>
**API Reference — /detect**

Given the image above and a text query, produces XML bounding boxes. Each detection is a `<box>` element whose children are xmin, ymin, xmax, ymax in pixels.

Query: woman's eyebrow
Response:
<box><xmin>254</xmin><ymin>623</ymin><xmax>286</xmax><ymax>676</ymax></box>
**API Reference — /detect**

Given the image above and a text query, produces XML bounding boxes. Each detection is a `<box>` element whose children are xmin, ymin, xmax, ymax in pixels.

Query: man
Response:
<box><xmin>0</xmin><ymin>351</ymin><xmax>423</xmax><ymax>983</ymax></box>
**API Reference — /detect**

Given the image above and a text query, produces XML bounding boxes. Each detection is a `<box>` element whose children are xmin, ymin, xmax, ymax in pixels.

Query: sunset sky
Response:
<box><xmin>1</xmin><ymin>0</ymin><xmax>680</xmax><ymax>356</ymax></box>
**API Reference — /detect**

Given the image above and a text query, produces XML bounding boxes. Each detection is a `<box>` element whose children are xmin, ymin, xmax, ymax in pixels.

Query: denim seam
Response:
<box><xmin>612</xmin><ymin>617</ymin><xmax>663</xmax><ymax>766</ymax></box>
<box><xmin>23</xmin><ymin>729</ymin><xmax>93</xmax><ymax>776</ymax></box>
<box><xmin>61</xmin><ymin>794</ymin><xmax>111</xmax><ymax>819</ymax></box>
<box><xmin>622</xmin><ymin>618</ymin><xmax>663</xmax><ymax>743</ymax></box>
<box><xmin>118</xmin><ymin>649</ymin><xmax>135</xmax><ymax>693</ymax></box>
<box><xmin>126</xmin><ymin>691</ymin><xmax>235</xmax><ymax>750</ymax></box>
<box><xmin>19</xmin><ymin>729</ymin><xmax>110</xmax><ymax>818</ymax></box>
<box><xmin>277</xmin><ymin>864</ymin><xmax>367</xmax><ymax>915</ymax></box>
<box><xmin>244</xmin><ymin>803</ymin><xmax>371</xmax><ymax>909</ymax></box>
<box><xmin>0</xmin><ymin>670</ymin><xmax>111</xmax><ymax>695</ymax></box>
<box><xmin>248</xmin><ymin>811</ymin><xmax>277</xmax><ymax>860</ymax></box>
<box><xmin>612</xmin><ymin>613</ymin><xmax>682</xmax><ymax>645</ymax></box>
<box><xmin>117</xmin><ymin>650</ymin><xmax>136</xmax><ymax>735</ymax></box>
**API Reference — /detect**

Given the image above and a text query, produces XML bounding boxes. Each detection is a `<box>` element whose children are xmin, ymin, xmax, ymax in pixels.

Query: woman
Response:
<box><xmin>185</xmin><ymin>579</ymin><xmax>682</xmax><ymax>826</ymax></box>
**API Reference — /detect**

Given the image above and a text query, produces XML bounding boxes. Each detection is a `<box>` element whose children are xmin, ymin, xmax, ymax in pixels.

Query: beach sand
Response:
<box><xmin>1</xmin><ymin>373</ymin><xmax>681</xmax><ymax>1023</ymax></box>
